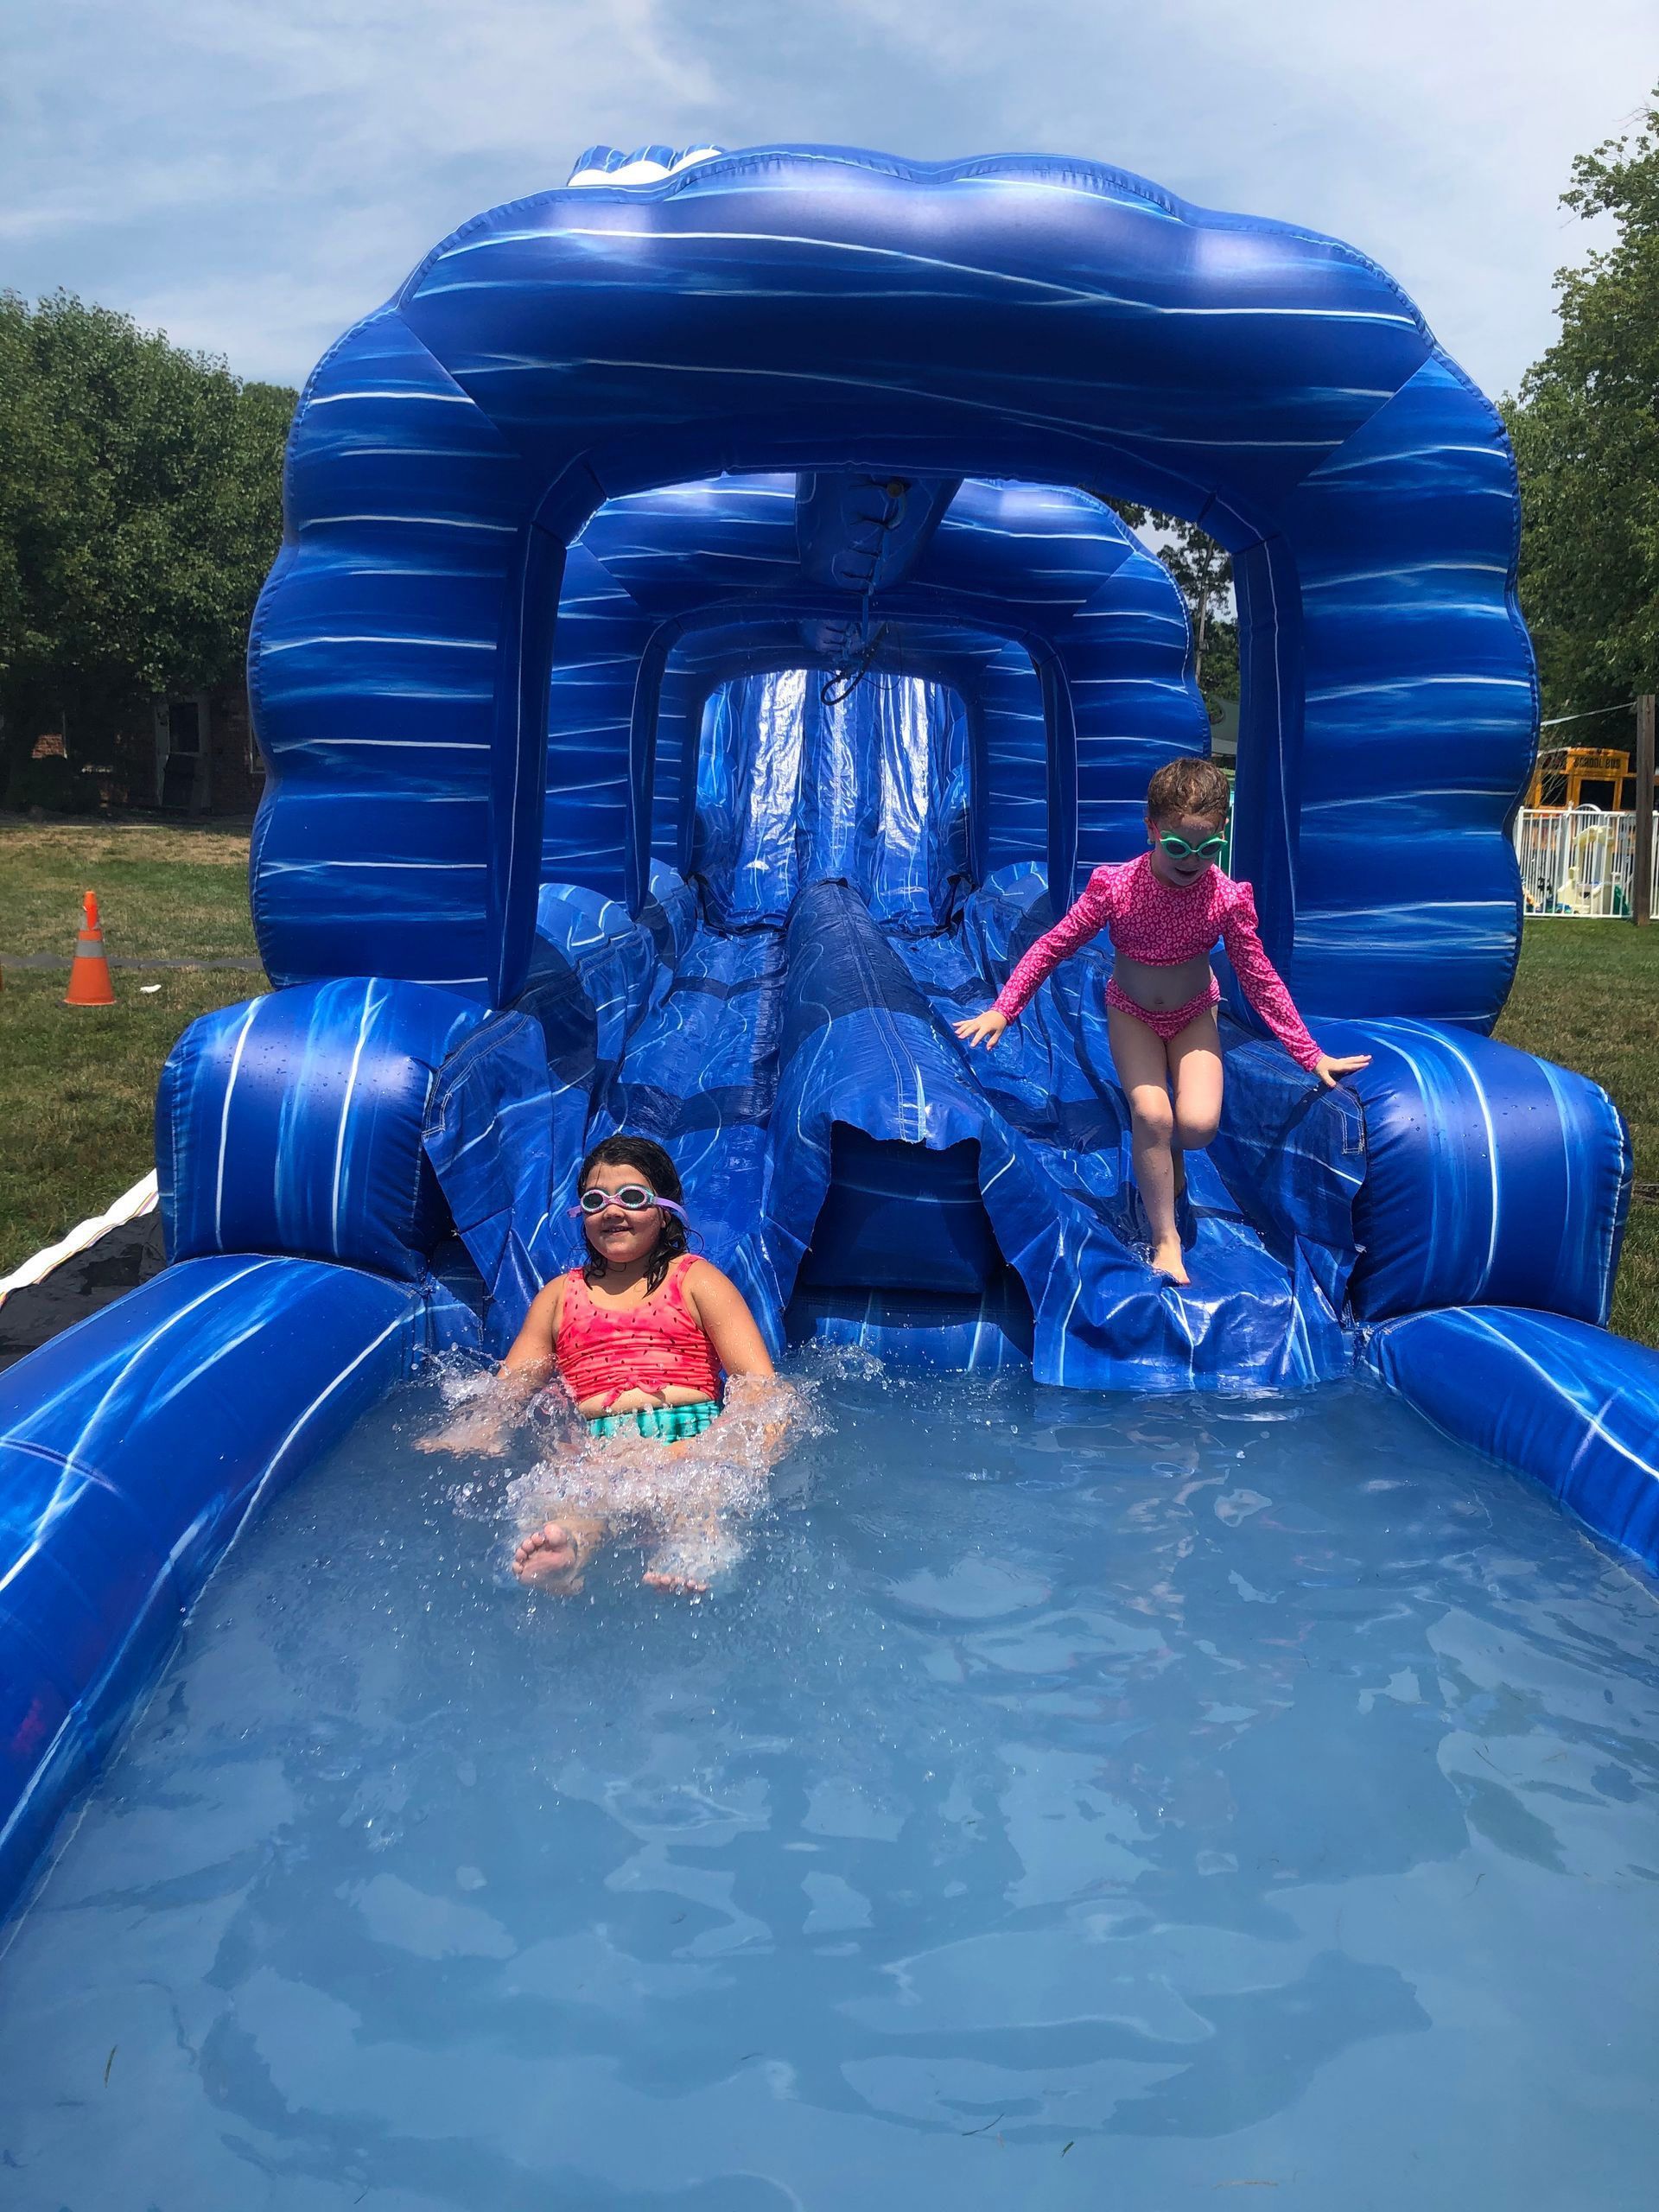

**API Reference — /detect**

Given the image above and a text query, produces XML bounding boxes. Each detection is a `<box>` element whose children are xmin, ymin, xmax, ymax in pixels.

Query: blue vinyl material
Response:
<box><xmin>799</xmin><ymin>1131</ymin><xmax>1001</xmax><ymax>1295</ymax></box>
<box><xmin>532</xmin><ymin>870</ymin><xmax>1357</xmax><ymax>1393</ymax></box>
<box><xmin>422</xmin><ymin>1007</ymin><xmax>565</xmax><ymax>1348</ymax></box>
<box><xmin>3</xmin><ymin>143</ymin><xmax>1654</xmax><ymax>1934</ymax></box>
<box><xmin>548</xmin><ymin>474</ymin><xmax>1206</xmax><ymax>913</ymax></box>
<box><xmin>691</xmin><ymin>671</ymin><xmax>971</xmax><ymax>929</ymax></box>
<box><xmin>1324</xmin><ymin>1018</ymin><xmax>1632</xmax><ymax>1325</ymax></box>
<box><xmin>0</xmin><ymin>1258</ymin><xmax>425</xmax><ymax>1912</ymax></box>
<box><xmin>785</xmin><ymin>1277</ymin><xmax>1035</xmax><ymax>1374</ymax></box>
<box><xmin>158</xmin><ymin>977</ymin><xmax>485</xmax><ymax>1277</ymax></box>
<box><xmin>249</xmin><ymin>147</ymin><xmax>1531</xmax><ymax>1019</ymax></box>
<box><xmin>1367</xmin><ymin>1308</ymin><xmax>1659</xmax><ymax>1572</ymax></box>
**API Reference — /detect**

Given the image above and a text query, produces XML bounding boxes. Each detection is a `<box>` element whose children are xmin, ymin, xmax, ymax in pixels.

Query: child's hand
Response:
<box><xmin>1313</xmin><ymin>1052</ymin><xmax>1371</xmax><ymax>1089</ymax></box>
<box><xmin>955</xmin><ymin>1009</ymin><xmax>1008</xmax><ymax>1051</ymax></box>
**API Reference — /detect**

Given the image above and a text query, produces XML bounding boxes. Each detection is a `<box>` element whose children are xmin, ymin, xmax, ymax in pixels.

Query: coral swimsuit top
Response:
<box><xmin>555</xmin><ymin>1255</ymin><xmax>724</xmax><ymax>1408</ymax></box>
<box><xmin>992</xmin><ymin>851</ymin><xmax>1321</xmax><ymax>1071</ymax></box>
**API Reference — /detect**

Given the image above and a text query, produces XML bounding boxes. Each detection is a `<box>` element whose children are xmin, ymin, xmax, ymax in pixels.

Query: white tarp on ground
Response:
<box><xmin>0</xmin><ymin>1171</ymin><xmax>158</xmax><ymax>1306</ymax></box>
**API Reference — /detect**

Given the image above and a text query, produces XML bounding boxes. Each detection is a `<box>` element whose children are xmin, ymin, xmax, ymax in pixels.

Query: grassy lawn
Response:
<box><xmin>0</xmin><ymin>817</ymin><xmax>262</xmax><ymax>1276</ymax></box>
<box><xmin>1495</xmin><ymin>920</ymin><xmax>1657</xmax><ymax>1350</ymax></box>
<box><xmin>1</xmin><ymin>823</ymin><xmax>1655</xmax><ymax>1354</ymax></box>
<box><xmin>0</xmin><ymin>969</ymin><xmax>267</xmax><ymax>1274</ymax></box>
<box><xmin>0</xmin><ymin>813</ymin><xmax>259</xmax><ymax>961</ymax></box>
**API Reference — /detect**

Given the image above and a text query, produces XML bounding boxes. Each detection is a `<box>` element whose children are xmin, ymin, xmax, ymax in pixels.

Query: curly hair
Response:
<box><xmin>577</xmin><ymin>1133</ymin><xmax>690</xmax><ymax>1291</ymax></box>
<box><xmin>1146</xmin><ymin>755</ymin><xmax>1230</xmax><ymax>826</ymax></box>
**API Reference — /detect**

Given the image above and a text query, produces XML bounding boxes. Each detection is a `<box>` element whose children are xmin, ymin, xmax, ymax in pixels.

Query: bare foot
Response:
<box><xmin>642</xmin><ymin>1518</ymin><xmax>734</xmax><ymax>1598</ymax></box>
<box><xmin>513</xmin><ymin>1522</ymin><xmax>587</xmax><ymax>1589</ymax></box>
<box><xmin>642</xmin><ymin>1566</ymin><xmax>709</xmax><ymax>1597</ymax></box>
<box><xmin>1150</xmin><ymin>1235</ymin><xmax>1190</xmax><ymax>1286</ymax></box>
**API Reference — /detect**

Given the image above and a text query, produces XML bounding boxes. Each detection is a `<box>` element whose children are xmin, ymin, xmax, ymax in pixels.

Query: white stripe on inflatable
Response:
<box><xmin>214</xmin><ymin>999</ymin><xmax>264</xmax><ymax>1246</ymax></box>
<box><xmin>567</xmin><ymin>149</ymin><xmax>722</xmax><ymax>188</ymax></box>
<box><xmin>228</xmin><ymin>1306</ymin><xmax>415</xmax><ymax>1553</ymax></box>
<box><xmin>331</xmin><ymin>982</ymin><xmax>380</xmax><ymax>1257</ymax></box>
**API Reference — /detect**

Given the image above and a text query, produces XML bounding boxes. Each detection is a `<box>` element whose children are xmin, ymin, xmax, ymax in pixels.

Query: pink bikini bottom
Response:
<box><xmin>1104</xmin><ymin>974</ymin><xmax>1220</xmax><ymax>1040</ymax></box>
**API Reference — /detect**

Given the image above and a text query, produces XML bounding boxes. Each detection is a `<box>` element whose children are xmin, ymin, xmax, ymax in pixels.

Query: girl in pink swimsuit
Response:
<box><xmin>956</xmin><ymin>757</ymin><xmax>1370</xmax><ymax>1285</ymax></box>
<box><xmin>422</xmin><ymin>1135</ymin><xmax>779</xmax><ymax>1595</ymax></box>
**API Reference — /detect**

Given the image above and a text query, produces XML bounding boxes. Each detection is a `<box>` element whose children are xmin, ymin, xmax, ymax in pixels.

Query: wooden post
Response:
<box><xmin>1636</xmin><ymin>694</ymin><xmax>1656</xmax><ymax>927</ymax></box>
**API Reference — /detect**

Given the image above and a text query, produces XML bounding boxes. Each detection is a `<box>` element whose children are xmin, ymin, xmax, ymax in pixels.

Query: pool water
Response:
<box><xmin>2</xmin><ymin>1363</ymin><xmax>1656</xmax><ymax>2210</ymax></box>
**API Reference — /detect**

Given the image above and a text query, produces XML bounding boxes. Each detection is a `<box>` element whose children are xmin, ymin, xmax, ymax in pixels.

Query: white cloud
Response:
<box><xmin>0</xmin><ymin>0</ymin><xmax>1651</xmax><ymax>394</ymax></box>
<box><xmin>824</xmin><ymin>0</ymin><xmax>1654</xmax><ymax>394</ymax></box>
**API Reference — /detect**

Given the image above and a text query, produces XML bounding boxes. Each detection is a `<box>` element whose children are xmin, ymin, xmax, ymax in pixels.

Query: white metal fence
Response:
<box><xmin>1514</xmin><ymin>806</ymin><xmax>1659</xmax><ymax>919</ymax></box>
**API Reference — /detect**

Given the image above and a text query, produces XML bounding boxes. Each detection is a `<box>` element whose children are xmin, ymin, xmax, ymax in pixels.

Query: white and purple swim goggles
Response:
<box><xmin>569</xmin><ymin>1182</ymin><xmax>689</xmax><ymax>1224</ymax></box>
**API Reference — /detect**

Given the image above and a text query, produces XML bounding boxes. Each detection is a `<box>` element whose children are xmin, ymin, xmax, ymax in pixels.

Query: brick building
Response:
<box><xmin>151</xmin><ymin>687</ymin><xmax>265</xmax><ymax>815</ymax></box>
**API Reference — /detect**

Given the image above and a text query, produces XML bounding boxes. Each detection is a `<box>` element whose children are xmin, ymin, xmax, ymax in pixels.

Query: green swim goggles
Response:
<box><xmin>1157</xmin><ymin>831</ymin><xmax>1227</xmax><ymax>860</ymax></box>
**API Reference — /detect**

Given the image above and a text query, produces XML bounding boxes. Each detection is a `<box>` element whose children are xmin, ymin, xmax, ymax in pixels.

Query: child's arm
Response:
<box><xmin>682</xmin><ymin>1262</ymin><xmax>774</xmax><ymax>1380</ymax></box>
<box><xmin>499</xmin><ymin>1281</ymin><xmax>565</xmax><ymax>1384</ymax></box>
<box><xmin>1219</xmin><ymin>885</ymin><xmax>1371</xmax><ymax>1089</ymax></box>
<box><xmin>681</xmin><ymin>1263</ymin><xmax>793</xmax><ymax>1464</ymax></box>
<box><xmin>955</xmin><ymin>869</ymin><xmax>1117</xmax><ymax>1048</ymax></box>
<box><xmin>416</xmin><ymin>1279</ymin><xmax>564</xmax><ymax>1453</ymax></box>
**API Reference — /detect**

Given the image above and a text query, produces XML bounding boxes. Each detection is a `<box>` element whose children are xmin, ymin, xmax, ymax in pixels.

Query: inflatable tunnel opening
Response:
<box><xmin>785</xmin><ymin>1122</ymin><xmax>1035</xmax><ymax>1372</ymax></box>
<box><xmin>513</xmin><ymin>440</ymin><xmax>1561</xmax><ymax>1395</ymax></box>
<box><xmin>684</xmin><ymin>665</ymin><xmax>974</xmax><ymax>929</ymax></box>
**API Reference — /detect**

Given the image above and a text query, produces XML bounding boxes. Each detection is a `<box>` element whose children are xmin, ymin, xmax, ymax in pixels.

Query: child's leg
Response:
<box><xmin>639</xmin><ymin>1422</ymin><xmax>777</xmax><ymax>1595</ymax></box>
<box><xmin>1108</xmin><ymin>1005</ymin><xmax>1185</xmax><ymax>1281</ymax></box>
<box><xmin>1168</xmin><ymin>1008</ymin><xmax>1224</xmax><ymax>1198</ymax></box>
<box><xmin>642</xmin><ymin>1507</ymin><xmax>737</xmax><ymax>1596</ymax></box>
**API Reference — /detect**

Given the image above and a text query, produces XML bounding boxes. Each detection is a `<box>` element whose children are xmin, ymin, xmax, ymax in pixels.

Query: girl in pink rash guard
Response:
<box><xmin>956</xmin><ymin>757</ymin><xmax>1370</xmax><ymax>1286</ymax></box>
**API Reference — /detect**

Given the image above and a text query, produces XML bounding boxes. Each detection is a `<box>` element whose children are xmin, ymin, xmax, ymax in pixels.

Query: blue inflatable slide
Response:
<box><xmin>3</xmin><ymin>142</ymin><xmax>1657</xmax><ymax>1920</ymax></box>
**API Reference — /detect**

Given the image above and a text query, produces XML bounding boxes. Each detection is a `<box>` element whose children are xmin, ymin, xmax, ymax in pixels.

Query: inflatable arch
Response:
<box><xmin>3</xmin><ymin>145</ymin><xmax>1656</xmax><ymax>1931</ymax></box>
<box><xmin>250</xmin><ymin>147</ymin><xmax>1533</xmax><ymax>1020</ymax></box>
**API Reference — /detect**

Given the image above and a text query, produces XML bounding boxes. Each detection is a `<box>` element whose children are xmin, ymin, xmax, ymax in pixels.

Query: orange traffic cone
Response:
<box><xmin>65</xmin><ymin>889</ymin><xmax>116</xmax><ymax>1007</ymax></box>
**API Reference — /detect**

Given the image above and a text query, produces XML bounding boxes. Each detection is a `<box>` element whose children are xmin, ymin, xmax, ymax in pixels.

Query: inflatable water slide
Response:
<box><xmin>3</xmin><ymin>143</ymin><xmax>1657</xmax><ymax>1920</ymax></box>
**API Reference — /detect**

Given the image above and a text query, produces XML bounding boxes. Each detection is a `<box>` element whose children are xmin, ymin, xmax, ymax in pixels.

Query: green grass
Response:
<box><xmin>0</xmin><ymin>817</ymin><xmax>262</xmax><ymax>1275</ymax></box>
<box><xmin>1495</xmin><ymin>920</ymin><xmax>1658</xmax><ymax>1349</ymax></box>
<box><xmin>0</xmin><ymin>815</ymin><xmax>258</xmax><ymax>960</ymax></box>
<box><xmin>0</xmin><ymin>968</ymin><xmax>266</xmax><ymax>1275</ymax></box>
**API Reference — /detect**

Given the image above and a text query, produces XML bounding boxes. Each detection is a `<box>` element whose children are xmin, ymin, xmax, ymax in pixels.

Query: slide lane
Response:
<box><xmin>842</xmin><ymin>882</ymin><xmax>1353</xmax><ymax>1391</ymax></box>
<box><xmin>591</xmin><ymin>917</ymin><xmax>791</xmax><ymax>1341</ymax></box>
<box><xmin>537</xmin><ymin>873</ymin><xmax>1360</xmax><ymax>1390</ymax></box>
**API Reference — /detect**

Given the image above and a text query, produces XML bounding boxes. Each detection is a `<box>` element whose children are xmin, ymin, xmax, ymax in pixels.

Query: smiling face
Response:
<box><xmin>580</xmin><ymin>1160</ymin><xmax>669</xmax><ymax>1270</ymax></box>
<box><xmin>1147</xmin><ymin>806</ymin><xmax>1227</xmax><ymax>887</ymax></box>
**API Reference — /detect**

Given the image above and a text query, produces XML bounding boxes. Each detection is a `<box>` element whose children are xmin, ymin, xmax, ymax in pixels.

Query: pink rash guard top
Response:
<box><xmin>992</xmin><ymin>852</ymin><xmax>1323</xmax><ymax>1071</ymax></box>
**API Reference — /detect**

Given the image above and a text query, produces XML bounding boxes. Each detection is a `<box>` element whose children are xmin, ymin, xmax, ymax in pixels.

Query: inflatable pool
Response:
<box><xmin>3</xmin><ymin>143</ymin><xmax>1658</xmax><ymax>2193</ymax></box>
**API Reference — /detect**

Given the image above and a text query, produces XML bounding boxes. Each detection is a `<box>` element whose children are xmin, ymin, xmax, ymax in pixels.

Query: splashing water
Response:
<box><xmin>426</xmin><ymin>1357</ymin><xmax>826</xmax><ymax>1591</ymax></box>
<box><xmin>1</xmin><ymin>1365</ymin><xmax>1656</xmax><ymax>2210</ymax></box>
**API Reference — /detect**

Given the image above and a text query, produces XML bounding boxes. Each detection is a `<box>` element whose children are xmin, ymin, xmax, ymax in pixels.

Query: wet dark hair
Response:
<box><xmin>1146</xmin><ymin>755</ymin><xmax>1230</xmax><ymax>826</ymax></box>
<box><xmin>577</xmin><ymin>1134</ymin><xmax>689</xmax><ymax>1290</ymax></box>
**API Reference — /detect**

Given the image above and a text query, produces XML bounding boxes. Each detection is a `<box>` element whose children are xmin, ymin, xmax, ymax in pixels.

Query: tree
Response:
<box><xmin>1154</xmin><ymin>518</ymin><xmax>1238</xmax><ymax>719</ymax></box>
<box><xmin>1503</xmin><ymin>91</ymin><xmax>1659</xmax><ymax>720</ymax></box>
<box><xmin>0</xmin><ymin>291</ymin><xmax>295</xmax><ymax>798</ymax></box>
<box><xmin>1106</xmin><ymin>500</ymin><xmax>1239</xmax><ymax>721</ymax></box>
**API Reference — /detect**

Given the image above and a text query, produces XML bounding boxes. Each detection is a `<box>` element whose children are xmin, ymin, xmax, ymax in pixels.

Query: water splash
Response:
<box><xmin>419</xmin><ymin>1353</ymin><xmax>830</xmax><ymax>1591</ymax></box>
<box><xmin>510</xmin><ymin>1372</ymin><xmax>827</xmax><ymax>1590</ymax></box>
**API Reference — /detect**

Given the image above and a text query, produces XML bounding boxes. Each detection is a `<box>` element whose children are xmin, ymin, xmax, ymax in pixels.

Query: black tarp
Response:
<box><xmin>0</xmin><ymin>1214</ymin><xmax>168</xmax><ymax>1372</ymax></box>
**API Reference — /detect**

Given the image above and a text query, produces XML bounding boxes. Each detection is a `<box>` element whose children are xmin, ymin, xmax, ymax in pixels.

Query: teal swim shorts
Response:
<box><xmin>586</xmin><ymin>1399</ymin><xmax>722</xmax><ymax>1443</ymax></box>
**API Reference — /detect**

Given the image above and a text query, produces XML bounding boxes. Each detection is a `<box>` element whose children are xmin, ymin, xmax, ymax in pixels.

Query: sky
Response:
<box><xmin>1</xmin><ymin>0</ymin><xmax>1653</xmax><ymax>401</ymax></box>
